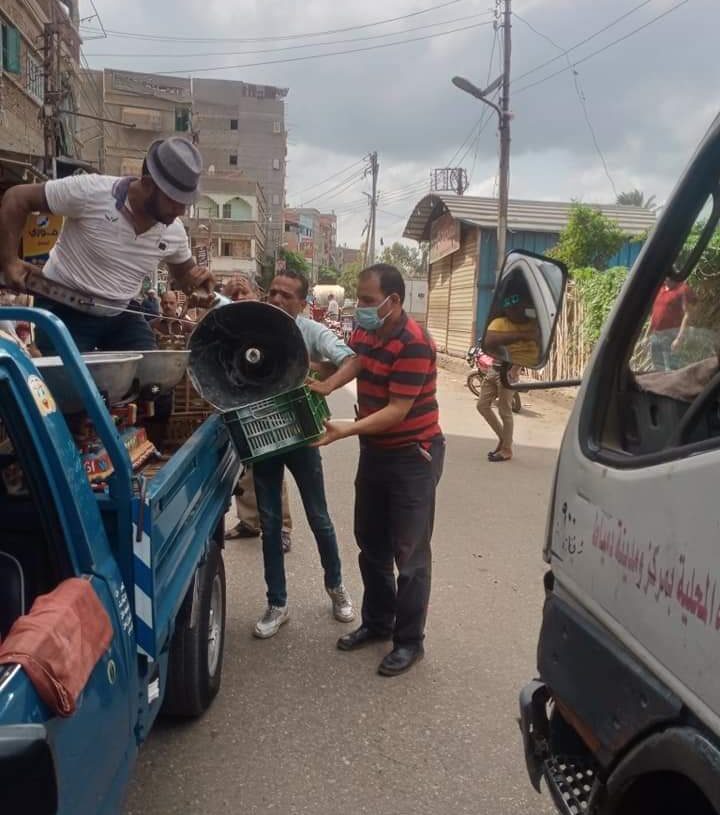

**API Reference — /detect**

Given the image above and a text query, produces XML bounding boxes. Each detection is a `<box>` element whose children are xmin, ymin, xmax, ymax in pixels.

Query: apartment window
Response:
<box><xmin>256</xmin><ymin>86</ymin><xmax>265</xmax><ymax>99</ymax></box>
<box><xmin>175</xmin><ymin>107</ymin><xmax>190</xmax><ymax>132</ymax></box>
<box><xmin>230</xmin><ymin>118</ymin><xmax>238</xmax><ymax>130</ymax></box>
<box><xmin>229</xmin><ymin>154</ymin><xmax>238</xmax><ymax>167</ymax></box>
<box><xmin>222</xmin><ymin>203</ymin><xmax>232</xmax><ymax>219</ymax></box>
<box><xmin>272</xmin><ymin>194</ymin><xmax>281</xmax><ymax>206</ymax></box>
<box><xmin>1</xmin><ymin>24</ymin><xmax>21</xmax><ymax>75</ymax></box>
<box><xmin>25</xmin><ymin>53</ymin><xmax>43</xmax><ymax>103</ymax></box>
<box><xmin>222</xmin><ymin>241</ymin><xmax>233</xmax><ymax>257</ymax></box>
<box><xmin>272</xmin><ymin>159</ymin><xmax>281</xmax><ymax>171</ymax></box>
<box><xmin>273</xmin><ymin>121</ymin><xmax>282</xmax><ymax>134</ymax></box>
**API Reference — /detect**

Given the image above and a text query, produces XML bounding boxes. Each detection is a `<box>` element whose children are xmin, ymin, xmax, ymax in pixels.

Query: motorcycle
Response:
<box><xmin>465</xmin><ymin>343</ymin><xmax>522</xmax><ymax>413</ymax></box>
<box><xmin>323</xmin><ymin>316</ymin><xmax>344</xmax><ymax>340</ymax></box>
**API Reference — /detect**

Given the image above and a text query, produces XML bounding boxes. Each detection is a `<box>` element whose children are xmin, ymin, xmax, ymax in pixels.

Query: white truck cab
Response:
<box><xmin>485</xmin><ymin>115</ymin><xmax>720</xmax><ymax>814</ymax></box>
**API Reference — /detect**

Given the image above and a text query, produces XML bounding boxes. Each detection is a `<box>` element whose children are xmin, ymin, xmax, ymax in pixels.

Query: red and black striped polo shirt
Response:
<box><xmin>350</xmin><ymin>312</ymin><xmax>442</xmax><ymax>448</ymax></box>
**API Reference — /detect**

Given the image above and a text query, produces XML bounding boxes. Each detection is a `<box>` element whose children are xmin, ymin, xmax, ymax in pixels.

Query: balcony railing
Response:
<box><xmin>185</xmin><ymin>217</ymin><xmax>264</xmax><ymax>240</ymax></box>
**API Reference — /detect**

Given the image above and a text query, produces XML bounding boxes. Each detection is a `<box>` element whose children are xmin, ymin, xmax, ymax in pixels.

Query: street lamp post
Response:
<box><xmin>452</xmin><ymin>73</ymin><xmax>511</xmax><ymax>279</ymax></box>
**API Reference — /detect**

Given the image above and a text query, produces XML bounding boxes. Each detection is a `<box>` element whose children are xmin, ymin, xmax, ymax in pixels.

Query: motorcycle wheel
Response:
<box><xmin>467</xmin><ymin>371</ymin><xmax>484</xmax><ymax>397</ymax></box>
<box><xmin>512</xmin><ymin>392</ymin><xmax>522</xmax><ymax>413</ymax></box>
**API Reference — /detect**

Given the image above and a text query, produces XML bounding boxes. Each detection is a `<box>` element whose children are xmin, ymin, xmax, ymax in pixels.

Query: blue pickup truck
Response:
<box><xmin>0</xmin><ymin>308</ymin><xmax>240</xmax><ymax>814</ymax></box>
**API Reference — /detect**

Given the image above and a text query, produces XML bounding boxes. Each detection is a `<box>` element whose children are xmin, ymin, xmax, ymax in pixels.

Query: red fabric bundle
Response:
<box><xmin>0</xmin><ymin>577</ymin><xmax>113</xmax><ymax>716</ymax></box>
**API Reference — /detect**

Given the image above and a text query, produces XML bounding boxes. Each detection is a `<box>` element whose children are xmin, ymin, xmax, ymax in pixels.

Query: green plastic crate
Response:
<box><xmin>221</xmin><ymin>385</ymin><xmax>330</xmax><ymax>464</ymax></box>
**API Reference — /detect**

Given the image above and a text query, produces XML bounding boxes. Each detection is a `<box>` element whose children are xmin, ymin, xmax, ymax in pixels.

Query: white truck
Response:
<box><xmin>483</xmin><ymin>115</ymin><xmax>720</xmax><ymax>814</ymax></box>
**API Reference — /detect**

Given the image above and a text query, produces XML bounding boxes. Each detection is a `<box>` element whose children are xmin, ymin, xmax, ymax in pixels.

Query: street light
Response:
<box><xmin>452</xmin><ymin>73</ymin><xmax>511</xmax><ymax>277</ymax></box>
<box><xmin>451</xmin><ymin>76</ymin><xmax>503</xmax><ymax>118</ymax></box>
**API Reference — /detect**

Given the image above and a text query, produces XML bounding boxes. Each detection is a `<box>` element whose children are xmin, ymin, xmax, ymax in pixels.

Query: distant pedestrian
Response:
<box><xmin>649</xmin><ymin>275</ymin><xmax>695</xmax><ymax>370</ymax></box>
<box><xmin>326</xmin><ymin>293</ymin><xmax>340</xmax><ymax>320</ymax></box>
<box><xmin>479</xmin><ymin>282</ymin><xmax>539</xmax><ymax>462</ymax></box>
<box><xmin>221</xmin><ymin>272</ymin><xmax>294</xmax><ymax>553</ymax></box>
<box><xmin>141</xmin><ymin>288</ymin><xmax>160</xmax><ymax>319</ymax></box>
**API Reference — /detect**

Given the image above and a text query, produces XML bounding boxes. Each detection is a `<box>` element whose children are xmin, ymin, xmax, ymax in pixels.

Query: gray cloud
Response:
<box><xmin>84</xmin><ymin>0</ymin><xmax>720</xmax><ymax>245</ymax></box>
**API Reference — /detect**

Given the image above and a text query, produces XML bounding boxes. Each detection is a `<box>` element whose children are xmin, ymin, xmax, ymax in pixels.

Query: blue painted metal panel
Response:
<box><xmin>142</xmin><ymin>414</ymin><xmax>239</xmax><ymax>660</ymax></box>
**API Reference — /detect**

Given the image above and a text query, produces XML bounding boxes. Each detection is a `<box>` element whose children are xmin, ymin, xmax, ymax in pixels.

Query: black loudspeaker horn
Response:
<box><xmin>188</xmin><ymin>302</ymin><xmax>309</xmax><ymax>410</ymax></box>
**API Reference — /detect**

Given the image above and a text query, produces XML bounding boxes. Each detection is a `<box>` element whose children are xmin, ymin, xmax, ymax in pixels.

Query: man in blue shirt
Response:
<box><xmin>252</xmin><ymin>269</ymin><xmax>356</xmax><ymax>639</ymax></box>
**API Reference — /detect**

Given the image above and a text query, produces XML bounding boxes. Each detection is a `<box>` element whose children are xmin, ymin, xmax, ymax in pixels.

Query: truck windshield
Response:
<box><xmin>604</xmin><ymin>192</ymin><xmax>720</xmax><ymax>458</ymax></box>
<box><xmin>631</xmin><ymin>197</ymin><xmax>720</xmax><ymax>379</ymax></box>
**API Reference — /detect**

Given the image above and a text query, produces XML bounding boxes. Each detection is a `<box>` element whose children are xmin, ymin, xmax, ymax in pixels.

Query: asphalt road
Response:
<box><xmin>125</xmin><ymin>371</ymin><xmax>569</xmax><ymax>815</ymax></box>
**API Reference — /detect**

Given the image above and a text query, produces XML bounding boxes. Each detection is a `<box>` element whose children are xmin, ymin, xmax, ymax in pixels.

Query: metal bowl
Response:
<box><xmin>135</xmin><ymin>350</ymin><xmax>190</xmax><ymax>397</ymax></box>
<box><xmin>34</xmin><ymin>352</ymin><xmax>142</xmax><ymax>413</ymax></box>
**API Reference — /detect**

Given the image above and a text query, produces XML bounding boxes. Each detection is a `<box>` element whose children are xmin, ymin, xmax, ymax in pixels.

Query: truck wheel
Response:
<box><xmin>162</xmin><ymin>542</ymin><xmax>226</xmax><ymax>718</ymax></box>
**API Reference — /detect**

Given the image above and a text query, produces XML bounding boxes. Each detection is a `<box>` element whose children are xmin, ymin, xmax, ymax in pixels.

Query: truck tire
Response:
<box><xmin>162</xmin><ymin>542</ymin><xmax>226</xmax><ymax>718</ymax></box>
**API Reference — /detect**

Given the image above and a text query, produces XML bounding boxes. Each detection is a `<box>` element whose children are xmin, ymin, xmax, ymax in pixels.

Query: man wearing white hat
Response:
<box><xmin>0</xmin><ymin>137</ymin><xmax>212</xmax><ymax>352</ymax></box>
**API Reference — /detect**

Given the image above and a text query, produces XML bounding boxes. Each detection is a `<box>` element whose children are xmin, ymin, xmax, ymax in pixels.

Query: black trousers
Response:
<box><xmin>355</xmin><ymin>436</ymin><xmax>445</xmax><ymax>646</ymax></box>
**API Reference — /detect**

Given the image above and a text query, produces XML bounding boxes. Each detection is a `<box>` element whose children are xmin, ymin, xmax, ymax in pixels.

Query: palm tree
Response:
<box><xmin>616</xmin><ymin>189</ymin><xmax>657</xmax><ymax>210</ymax></box>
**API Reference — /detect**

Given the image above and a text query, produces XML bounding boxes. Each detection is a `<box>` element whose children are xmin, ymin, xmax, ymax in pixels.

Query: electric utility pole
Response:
<box><xmin>451</xmin><ymin>0</ymin><xmax>512</xmax><ymax>278</ymax></box>
<box><xmin>42</xmin><ymin>21</ymin><xmax>59</xmax><ymax>176</ymax></box>
<box><xmin>367</xmin><ymin>152</ymin><xmax>379</xmax><ymax>265</ymax></box>
<box><xmin>496</xmin><ymin>0</ymin><xmax>512</xmax><ymax>270</ymax></box>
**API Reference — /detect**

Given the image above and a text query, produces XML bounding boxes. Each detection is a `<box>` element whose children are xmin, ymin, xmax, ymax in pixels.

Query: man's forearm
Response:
<box><xmin>341</xmin><ymin>403</ymin><xmax>409</xmax><ymax>438</ymax></box>
<box><xmin>321</xmin><ymin>355</ymin><xmax>361</xmax><ymax>393</ymax></box>
<box><xmin>310</xmin><ymin>360</ymin><xmax>337</xmax><ymax>381</ymax></box>
<box><xmin>676</xmin><ymin>312</ymin><xmax>691</xmax><ymax>341</ymax></box>
<box><xmin>0</xmin><ymin>189</ymin><xmax>33</xmax><ymax>264</ymax></box>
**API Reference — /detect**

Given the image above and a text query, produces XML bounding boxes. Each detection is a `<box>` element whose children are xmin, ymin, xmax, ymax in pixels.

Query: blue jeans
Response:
<box><xmin>34</xmin><ymin>297</ymin><xmax>157</xmax><ymax>353</ymax></box>
<box><xmin>253</xmin><ymin>446</ymin><xmax>342</xmax><ymax>607</ymax></box>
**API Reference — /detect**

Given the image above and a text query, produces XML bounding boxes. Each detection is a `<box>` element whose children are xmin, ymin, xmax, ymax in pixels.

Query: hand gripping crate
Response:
<box><xmin>222</xmin><ymin>385</ymin><xmax>330</xmax><ymax>464</ymax></box>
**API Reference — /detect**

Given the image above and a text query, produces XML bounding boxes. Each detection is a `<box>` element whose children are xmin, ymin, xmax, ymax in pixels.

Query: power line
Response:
<box><xmin>84</xmin><ymin>13</ymin><xmax>485</xmax><ymax>58</ymax></box>
<box><xmin>514</xmin><ymin>0</ymin><xmax>691</xmax><ymax>94</ymax></box>
<box><xmin>300</xmin><ymin>168</ymin><xmax>367</xmax><ymax>207</ymax></box>
<box><xmin>291</xmin><ymin>157</ymin><xmax>368</xmax><ymax>198</ymax></box>
<box><xmin>512</xmin><ymin>0</ymin><xmax>655</xmax><ymax>84</ymax></box>
<box><xmin>79</xmin><ymin>0</ymin><xmax>477</xmax><ymax>43</ymax></box>
<box><xmin>147</xmin><ymin>20</ymin><xmax>494</xmax><ymax>75</ymax></box>
<box><xmin>513</xmin><ymin>11</ymin><xmax>618</xmax><ymax>198</ymax></box>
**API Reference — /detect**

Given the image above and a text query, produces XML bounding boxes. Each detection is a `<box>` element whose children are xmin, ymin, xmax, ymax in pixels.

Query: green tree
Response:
<box><xmin>339</xmin><ymin>260</ymin><xmax>363</xmax><ymax>299</ymax></box>
<box><xmin>318</xmin><ymin>265</ymin><xmax>339</xmax><ymax>284</ymax></box>
<box><xmin>572</xmin><ymin>266</ymin><xmax>629</xmax><ymax>347</ymax></box>
<box><xmin>616</xmin><ymin>188</ymin><xmax>657</xmax><ymax>210</ymax></box>
<box><xmin>378</xmin><ymin>242</ymin><xmax>425</xmax><ymax>279</ymax></box>
<box><xmin>277</xmin><ymin>248</ymin><xmax>310</xmax><ymax>275</ymax></box>
<box><xmin>549</xmin><ymin>203</ymin><xmax>627</xmax><ymax>270</ymax></box>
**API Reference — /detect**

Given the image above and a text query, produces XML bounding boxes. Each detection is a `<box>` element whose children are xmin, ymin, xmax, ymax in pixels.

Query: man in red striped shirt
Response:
<box><xmin>311</xmin><ymin>264</ymin><xmax>445</xmax><ymax>676</ymax></box>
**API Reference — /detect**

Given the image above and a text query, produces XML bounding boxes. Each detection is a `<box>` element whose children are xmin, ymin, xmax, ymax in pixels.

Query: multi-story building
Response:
<box><xmin>185</xmin><ymin>173</ymin><xmax>267</xmax><ymax>284</ymax></box>
<box><xmin>77</xmin><ymin>68</ymin><xmax>288</xmax><ymax>256</ymax></box>
<box><xmin>339</xmin><ymin>246</ymin><xmax>362</xmax><ymax>271</ymax></box>
<box><xmin>0</xmin><ymin>0</ymin><xmax>81</xmax><ymax>191</ymax></box>
<box><xmin>192</xmin><ymin>78</ymin><xmax>287</xmax><ymax>253</ymax></box>
<box><xmin>283</xmin><ymin>207</ymin><xmax>338</xmax><ymax>281</ymax></box>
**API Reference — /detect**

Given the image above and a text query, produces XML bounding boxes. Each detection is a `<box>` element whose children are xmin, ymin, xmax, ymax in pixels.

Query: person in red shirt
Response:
<box><xmin>650</xmin><ymin>276</ymin><xmax>696</xmax><ymax>370</ymax></box>
<box><xmin>311</xmin><ymin>264</ymin><xmax>444</xmax><ymax>677</ymax></box>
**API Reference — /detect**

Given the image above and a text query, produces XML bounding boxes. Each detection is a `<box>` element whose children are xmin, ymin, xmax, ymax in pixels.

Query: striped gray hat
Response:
<box><xmin>145</xmin><ymin>137</ymin><xmax>202</xmax><ymax>205</ymax></box>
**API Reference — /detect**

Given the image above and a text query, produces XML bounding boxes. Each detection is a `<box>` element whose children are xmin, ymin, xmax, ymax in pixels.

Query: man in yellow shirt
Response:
<box><xmin>478</xmin><ymin>286</ymin><xmax>539</xmax><ymax>462</ymax></box>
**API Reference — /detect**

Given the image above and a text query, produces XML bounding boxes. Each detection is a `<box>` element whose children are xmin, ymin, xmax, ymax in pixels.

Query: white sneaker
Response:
<box><xmin>326</xmin><ymin>584</ymin><xmax>356</xmax><ymax>623</ymax></box>
<box><xmin>253</xmin><ymin>604</ymin><xmax>289</xmax><ymax>639</ymax></box>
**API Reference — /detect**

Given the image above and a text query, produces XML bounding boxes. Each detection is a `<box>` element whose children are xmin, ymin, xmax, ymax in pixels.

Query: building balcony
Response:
<box><xmin>184</xmin><ymin>217</ymin><xmax>264</xmax><ymax>241</ymax></box>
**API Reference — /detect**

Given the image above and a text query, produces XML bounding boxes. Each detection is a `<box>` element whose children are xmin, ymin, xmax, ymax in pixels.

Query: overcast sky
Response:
<box><xmin>81</xmin><ymin>0</ymin><xmax>719</xmax><ymax>249</ymax></box>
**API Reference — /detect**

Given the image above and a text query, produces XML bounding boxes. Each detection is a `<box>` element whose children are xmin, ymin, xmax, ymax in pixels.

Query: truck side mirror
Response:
<box><xmin>481</xmin><ymin>250</ymin><xmax>568</xmax><ymax>370</ymax></box>
<box><xmin>0</xmin><ymin>724</ymin><xmax>58</xmax><ymax>814</ymax></box>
